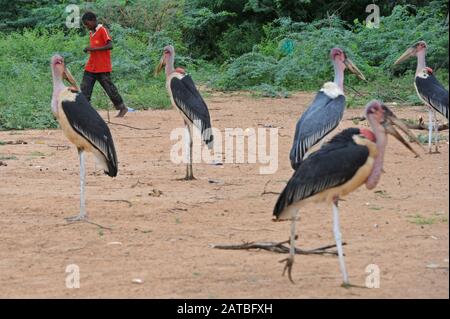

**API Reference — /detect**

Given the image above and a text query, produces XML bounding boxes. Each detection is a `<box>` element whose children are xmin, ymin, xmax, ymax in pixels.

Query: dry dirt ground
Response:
<box><xmin>0</xmin><ymin>92</ymin><xmax>448</xmax><ymax>299</ymax></box>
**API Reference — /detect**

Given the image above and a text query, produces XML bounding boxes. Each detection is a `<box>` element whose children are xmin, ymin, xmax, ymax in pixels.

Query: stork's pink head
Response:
<box><xmin>330</xmin><ymin>48</ymin><xmax>346</xmax><ymax>63</ymax></box>
<box><xmin>51</xmin><ymin>54</ymin><xmax>65</xmax><ymax>76</ymax></box>
<box><xmin>163</xmin><ymin>45</ymin><xmax>175</xmax><ymax>58</ymax></box>
<box><xmin>50</xmin><ymin>54</ymin><xmax>79</xmax><ymax>90</ymax></box>
<box><xmin>365</xmin><ymin>100</ymin><xmax>421</xmax><ymax>156</ymax></box>
<box><xmin>155</xmin><ymin>45</ymin><xmax>175</xmax><ymax>76</ymax></box>
<box><xmin>365</xmin><ymin>100</ymin><xmax>385</xmax><ymax>124</ymax></box>
<box><xmin>330</xmin><ymin>47</ymin><xmax>366</xmax><ymax>80</ymax></box>
<box><xmin>394</xmin><ymin>41</ymin><xmax>428</xmax><ymax>65</ymax></box>
<box><xmin>414</xmin><ymin>41</ymin><xmax>428</xmax><ymax>53</ymax></box>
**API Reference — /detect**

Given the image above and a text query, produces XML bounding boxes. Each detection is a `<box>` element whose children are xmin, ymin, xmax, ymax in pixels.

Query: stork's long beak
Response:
<box><xmin>63</xmin><ymin>67</ymin><xmax>79</xmax><ymax>92</ymax></box>
<box><xmin>382</xmin><ymin>106</ymin><xmax>424</xmax><ymax>157</ymax></box>
<box><xmin>154</xmin><ymin>55</ymin><xmax>165</xmax><ymax>76</ymax></box>
<box><xmin>394</xmin><ymin>46</ymin><xmax>416</xmax><ymax>65</ymax></box>
<box><xmin>344</xmin><ymin>58</ymin><xmax>366</xmax><ymax>81</ymax></box>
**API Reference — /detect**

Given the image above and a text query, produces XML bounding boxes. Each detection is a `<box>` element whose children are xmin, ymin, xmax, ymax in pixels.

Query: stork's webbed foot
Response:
<box><xmin>280</xmin><ymin>256</ymin><xmax>295</xmax><ymax>284</ymax></box>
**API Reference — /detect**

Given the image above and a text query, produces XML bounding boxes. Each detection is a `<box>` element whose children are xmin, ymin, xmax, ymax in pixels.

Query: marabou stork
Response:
<box><xmin>274</xmin><ymin>100</ymin><xmax>421</xmax><ymax>286</ymax></box>
<box><xmin>155</xmin><ymin>45</ymin><xmax>214</xmax><ymax>180</ymax></box>
<box><xmin>290</xmin><ymin>48</ymin><xmax>366</xmax><ymax>170</ymax></box>
<box><xmin>51</xmin><ymin>54</ymin><xmax>118</xmax><ymax>221</ymax></box>
<box><xmin>394</xmin><ymin>41</ymin><xmax>449</xmax><ymax>153</ymax></box>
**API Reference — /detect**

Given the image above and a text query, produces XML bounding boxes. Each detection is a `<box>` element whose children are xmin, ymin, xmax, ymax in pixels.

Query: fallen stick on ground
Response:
<box><xmin>261</xmin><ymin>180</ymin><xmax>281</xmax><ymax>196</ymax></box>
<box><xmin>2</xmin><ymin>140</ymin><xmax>28</xmax><ymax>145</ymax></box>
<box><xmin>406</xmin><ymin>121</ymin><xmax>448</xmax><ymax>131</ymax></box>
<box><xmin>210</xmin><ymin>237</ymin><xmax>346</xmax><ymax>256</ymax></box>
<box><xmin>48</xmin><ymin>144</ymin><xmax>70</xmax><ymax>150</ymax></box>
<box><xmin>107</xmin><ymin>121</ymin><xmax>160</xmax><ymax>131</ymax></box>
<box><xmin>104</xmin><ymin>199</ymin><xmax>133</xmax><ymax>208</ymax></box>
<box><xmin>347</xmin><ymin>116</ymin><xmax>449</xmax><ymax>131</ymax></box>
<box><xmin>63</xmin><ymin>219</ymin><xmax>113</xmax><ymax>230</ymax></box>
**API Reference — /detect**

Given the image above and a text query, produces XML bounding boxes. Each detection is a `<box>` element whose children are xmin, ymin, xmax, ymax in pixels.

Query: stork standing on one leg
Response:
<box><xmin>155</xmin><ymin>45</ymin><xmax>214</xmax><ymax>180</ymax></box>
<box><xmin>50</xmin><ymin>54</ymin><xmax>118</xmax><ymax>221</ymax></box>
<box><xmin>274</xmin><ymin>100</ymin><xmax>421</xmax><ymax>286</ymax></box>
<box><xmin>394</xmin><ymin>41</ymin><xmax>449</xmax><ymax>153</ymax></box>
<box><xmin>290</xmin><ymin>48</ymin><xmax>366</xmax><ymax>170</ymax></box>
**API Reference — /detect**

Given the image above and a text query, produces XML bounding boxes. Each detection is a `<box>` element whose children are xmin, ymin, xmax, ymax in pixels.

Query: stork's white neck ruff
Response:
<box><xmin>416</xmin><ymin>68</ymin><xmax>431</xmax><ymax>79</ymax></box>
<box><xmin>320</xmin><ymin>82</ymin><xmax>344</xmax><ymax>99</ymax></box>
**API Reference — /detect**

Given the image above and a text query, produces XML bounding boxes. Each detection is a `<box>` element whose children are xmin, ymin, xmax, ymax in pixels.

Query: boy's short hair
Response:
<box><xmin>82</xmin><ymin>12</ymin><xmax>97</xmax><ymax>22</ymax></box>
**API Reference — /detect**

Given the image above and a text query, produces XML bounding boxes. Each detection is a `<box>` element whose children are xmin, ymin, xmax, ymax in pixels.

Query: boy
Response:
<box><xmin>81</xmin><ymin>12</ymin><xmax>128</xmax><ymax>117</ymax></box>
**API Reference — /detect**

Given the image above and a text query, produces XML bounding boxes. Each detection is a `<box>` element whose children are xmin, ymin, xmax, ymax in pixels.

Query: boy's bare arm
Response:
<box><xmin>84</xmin><ymin>40</ymin><xmax>113</xmax><ymax>53</ymax></box>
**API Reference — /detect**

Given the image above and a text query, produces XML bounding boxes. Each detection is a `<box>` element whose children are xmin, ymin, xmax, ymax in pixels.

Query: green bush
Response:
<box><xmin>0</xmin><ymin>28</ymin><xmax>178</xmax><ymax>130</ymax></box>
<box><xmin>0</xmin><ymin>1</ymin><xmax>448</xmax><ymax>130</ymax></box>
<box><xmin>213</xmin><ymin>3</ymin><xmax>448</xmax><ymax>102</ymax></box>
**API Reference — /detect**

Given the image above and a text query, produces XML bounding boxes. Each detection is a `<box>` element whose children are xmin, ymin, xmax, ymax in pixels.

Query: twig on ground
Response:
<box><xmin>347</xmin><ymin>116</ymin><xmax>449</xmax><ymax>131</ymax></box>
<box><xmin>63</xmin><ymin>219</ymin><xmax>113</xmax><ymax>230</ymax></box>
<box><xmin>104</xmin><ymin>199</ymin><xmax>133</xmax><ymax>208</ymax></box>
<box><xmin>261</xmin><ymin>180</ymin><xmax>281</xmax><ymax>196</ymax></box>
<box><xmin>210</xmin><ymin>237</ymin><xmax>346</xmax><ymax>256</ymax></box>
<box><xmin>48</xmin><ymin>144</ymin><xmax>71</xmax><ymax>150</ymax></box>
<box><xmin>107</xmin><ymin>121</ymin><xmax>160</xmax><ymax>131</ymax></box>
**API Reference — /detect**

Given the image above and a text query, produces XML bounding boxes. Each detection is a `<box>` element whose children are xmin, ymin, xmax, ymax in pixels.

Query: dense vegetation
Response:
<box><xmin>0</xmin><ymin>0</ymin><xmax>448</xmax><ymax>130</ymax></box>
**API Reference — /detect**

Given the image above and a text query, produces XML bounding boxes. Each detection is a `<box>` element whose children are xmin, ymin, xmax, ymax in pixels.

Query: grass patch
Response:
<box><xmin>416</xmin><ymin>133</ymin><xmax>449</xmax><ymax>145</ymax></box>
<box><xmin>0</xmin><ymin>155</ymin><xmax>18</xmax><ymax>160</ymax></box>
<box><xmin>29</xmin><ymin>151</ymin><xmax>46</xmax><ymax>157</ymax></box>
<box><xmin>408</xmin><ymin>214</ymin><xmax>449</xmax><ymax>225</ymax></box>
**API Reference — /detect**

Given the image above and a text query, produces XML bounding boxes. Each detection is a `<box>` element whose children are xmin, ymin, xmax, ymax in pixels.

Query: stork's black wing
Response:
<box><xmin>289</xmin><ymin>91</ymin><xmax>346</xmax><ymax>170</ymax></box>
<box><xmin>275</xmin><ymin>128</ymin><xmax>368</xmax><ymax>218</ymax></box>
<box><xmin>170</xmin><ymin>75</ymin><xmax>214</xmax><ymax>148</ymax></box>
<box><xmin>61</xmin><ymin>92</ymin><xmax>118</xmax><ymax>177</ymax></box>
<box><xmin>416</xmin><ymin>74</ymin><xmax>449</xmax><ymax>119</ymax></box>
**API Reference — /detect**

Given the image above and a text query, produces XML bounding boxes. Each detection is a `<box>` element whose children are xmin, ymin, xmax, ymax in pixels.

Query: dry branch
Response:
<box><xmin>210</xmin><ymin>237</ymin><xmax>346</xmax><ymax>256</ymax></box>
<box><xmin>3</xmin><ymin>140</ymin><xmax>28</xmax><ymax>145</ymax></box>
<box><xmin>48</xmin><ymin>144</ymin><xmax>70</xmax><ymax>150</ymax></box>
<box><xmin>107</xmin><ymin>121</ymin><xmax>160</xmax><ymax>131</ymax></box>
<box><xmin>104</xmin><ymin>199</ymin><xmax>133</xmax><ymax>208</ymax></box>
<box><xmin>261</xmin><ymin>180</ymin><xmax>281</xmax><ymax>196</ymax></box>
<box><xmin>348</xmin><ymin>116</ymin><xmax>449</xmax><ymax>131</ymax></box>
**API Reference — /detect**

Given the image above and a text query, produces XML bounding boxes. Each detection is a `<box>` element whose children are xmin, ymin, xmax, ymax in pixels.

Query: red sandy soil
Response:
<box><xmin>0</xmin><ymin>92</ymin><xmax>448</xmax><ymax>298</ymax></box>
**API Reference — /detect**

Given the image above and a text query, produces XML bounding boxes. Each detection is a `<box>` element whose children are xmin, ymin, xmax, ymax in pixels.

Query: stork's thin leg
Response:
<box><xmin>66</xmin><ymin>150</ymin><xmax>87</xmax><ymax>222</ymax></box>
<box><xmin>184</xmin><ymin>123</ymin><xmax>195</xmax><ymax>180</ymax></box>
<box><xmin>333</xmin><ymin>200</ymin><xmax>349</xmax><ymax>286</ymax></box>
<box><xmin>433</xmin><ymin>111</ymin><xmax>439</xmax><ymax>153</ymax></box>
<box><xmin>428</xmin><ymin>110</ymin><xmax>433</xmax><ymax>153</ymax></box>
<box><xmin>280</xmin><ymin>209</ymin><xmax>298</xmax><ymax>284</ymax></box>
<box><xmin>189</xmin><ymin>126</ymin><xmax>195</xmax><ymax>179</ymax></box>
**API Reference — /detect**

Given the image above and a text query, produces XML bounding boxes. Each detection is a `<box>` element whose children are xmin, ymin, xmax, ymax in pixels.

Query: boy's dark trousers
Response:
<box><xmin>80</xmin><ymin>71</ymin><xmax>126</xmax><ymax>111</ymax></box>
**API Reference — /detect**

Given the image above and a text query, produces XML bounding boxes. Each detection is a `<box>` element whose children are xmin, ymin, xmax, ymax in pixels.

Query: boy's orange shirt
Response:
<box><xmin>85</xmin><ymin>24</ymin><xmax>112</xmax><ymax>73</ymax></box>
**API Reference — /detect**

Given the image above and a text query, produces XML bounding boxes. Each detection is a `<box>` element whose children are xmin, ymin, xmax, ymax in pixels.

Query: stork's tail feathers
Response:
<box><xmin>95</xmin><ymin>143</ymin><xmax>118</xmax><ymax>177</ymax></box>
<box><xmin>106</xmin><ymin>158</ymin><xmax>118</xmax><ymax>177</ymax></box>
<box><xmin>106</xmin><ymin>144</ymin><xmax>118</xmax><ymax>177</ymax></box>
<box><xmin>273</xmin><ymin>185</ymin><xmax>289</xmax><ymax>220</ymax></box>
<box><xmin>290</xmin><ymin>159</ymin><xmax>302</xmax><ymax>171</ymax></box>
<box><xmin>203</xmin><ymin>127</ymin><xmax>214</xmax><ymax>150</ymax></box>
